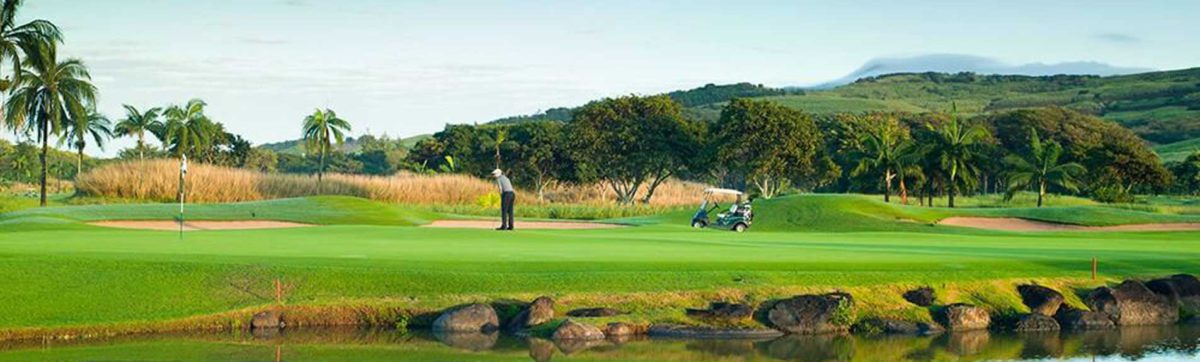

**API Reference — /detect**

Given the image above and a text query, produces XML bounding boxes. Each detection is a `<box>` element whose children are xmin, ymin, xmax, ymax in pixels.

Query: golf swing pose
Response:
<box><xmin>491</xmin><ymin>169</ymin><xmax>515</xmax><ymax>230</ymax></box>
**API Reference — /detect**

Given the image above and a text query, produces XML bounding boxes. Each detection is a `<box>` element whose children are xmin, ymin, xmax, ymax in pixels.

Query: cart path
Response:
<box><xmin>422</xmin><ymin>220</ymin><xmax>627</xmax><ymax>230</ymax></box>
<box><xmin>91</xmin><ymin>220</ymin><xmax>313</xmax><ymax>231</ymax></box>
<box><xmin>938</xmin><ymin>217</ymin><xmax>1200</xmax><ymax>232</ymax></box>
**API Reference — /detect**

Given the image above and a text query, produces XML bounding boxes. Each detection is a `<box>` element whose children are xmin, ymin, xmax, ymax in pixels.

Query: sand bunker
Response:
<box><xmin>422</xmin><ymin>220</ymin><xmax>626</xmax><ymax>230</ymax></box>
<box><xmin>91</xmin><ymin>220</ymin><xmax>313</xmax><ymax>231</ymax></box>
<box><xmin>938</xmin><ymin>217</ymin><xmax>1200</xmax><ymax>232</ymax></box>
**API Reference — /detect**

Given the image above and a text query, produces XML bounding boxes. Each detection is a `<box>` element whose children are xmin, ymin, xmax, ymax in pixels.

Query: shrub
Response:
<box><xmin>1092</xmin><ymin>185</ymin><xmax>1135</xmax><ymax>204</ymax></box>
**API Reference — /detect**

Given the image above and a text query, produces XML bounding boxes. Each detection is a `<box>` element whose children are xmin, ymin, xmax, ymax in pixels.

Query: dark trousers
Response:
<box><xmin>500</xmin><ymin>191</ymin><xmax>515</xmax><ymax>228</ymax></box>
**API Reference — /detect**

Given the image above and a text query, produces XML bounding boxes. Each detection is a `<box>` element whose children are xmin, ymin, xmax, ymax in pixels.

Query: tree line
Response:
<box><xmin>407</xmin><ymin>95</ymin><xmax>1184</xmax><ymax>207</ymax></box>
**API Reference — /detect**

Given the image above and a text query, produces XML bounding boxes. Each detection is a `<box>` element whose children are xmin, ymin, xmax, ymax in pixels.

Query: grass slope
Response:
<box><xmin>1155</xmin><ymin>137</ymin><xmax>1200</xmax><ymax>163</ymax></box>
<box><xmin>0</xmin><ymin>194</ymin><xmax>1198</xmax><ymax>334</ymax></box>
<box><xmin>0</xmin><ymin>196</ymin><xmax>438</xmax><ymax>226</ymax></box>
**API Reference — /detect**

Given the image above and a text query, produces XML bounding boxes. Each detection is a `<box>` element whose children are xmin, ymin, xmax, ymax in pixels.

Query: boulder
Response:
<box><xmin>1146</xmin><ymin>274</ymin><xmax>1200</xmax><ymax>315</ymax></box>
<box><xmin>1053</xmin><ymin>306</ymin><xmax>1115</xmax><ymax>330</ymax></box>
<box><xmin>251</xmin><ymin>310</ymin><xmax>285</xmax><ymax>329</ymax></box>
<box><xmin>851</xmin><ymin>318</ymin><xmax>942</xmax><ymax>335</ymax></box>
<box><xmin>1013</xmin><ymin>313</ymin><xmax>1060</xmax><ymax>332</ymax></box>
<box><xmin>761</xmin><ymin>292</ymin><xmax>854</xmax><ymax>335</ymax></box>
<box><xmin>602</xmin><ymin>322</ymin><xmax>638</xmax><ymax>337</ymax></box>
<box><xmin>937</xmin><ymin>303</ymin><xmax>990</xmax><ymax>331</ymax></box>
<box><xmin>432</xmin><ymin>303</ymin><xmax>500</xmax><ymax>333</ymax></box>
<box><xmin>903</xmin><ymin>287</ymin><xmax>936</xmax><ymax>307</ymax></box>
<box><xmin>686</xmin><ymin>301</ymin><xmax>753</xmax><ymax>321</ymax></box>
<box><xmin>506</xmin><ymin>296</ymin><xmax>555</xmax><ymax>331</ymax></box>
<box><xmin>1087</xmin><ymin>280</ymin><xmax>1178</xmax><ymax>326</ymax></box>
<box><xmin>552</xmin><ymin>319</ymin><xmax>605</xmax><ymax>340</ymax></box>
<box><xmin>565</xmin><ymin>307</ymin><xmax>624</xmax><ymax>317</ymax></box>
<box><xmin>1017</xmin><ymin>284</ymin><xmax>1065</xmax><ymax>316</ymax></box>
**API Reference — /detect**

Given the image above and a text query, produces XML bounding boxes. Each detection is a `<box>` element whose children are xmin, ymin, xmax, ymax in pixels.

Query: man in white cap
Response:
<box><xmin>491</xmin><ymin>168</ymin><xmax>515</xmax><ymax>230</ymax></box>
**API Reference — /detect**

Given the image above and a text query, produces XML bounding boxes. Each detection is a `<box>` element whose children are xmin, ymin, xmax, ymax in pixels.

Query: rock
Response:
<box><xmin>251</xmin><ymin>310</ymin><xmax>284</xmax><ymax>329</ymax></box>
<box><xmin>552</xmin><ymin>319</ymin><xmax>605</xmax><ymax>340</ymax></box>
<box><xmin>903</xmin><ymin>287</ymin><xmax>936</xmax><ymax>307</ymax></box>
<box><xmin>937</xmin><ymin>303</ymin><xmax>990</xmax><ymax>331</ymax></box>
<box><xmin>1013</xmin><ymin>313</ymin><xmax>1060</xmax><ymax>332</ymax></box>
<box><xmin>852</xmin><ymin>318</ymin><xmax>942</xmax><ymax>335</ymax></box>
<box><xmin>1017</xmin><ymin>284</ymin><xmax>1065</xmax><ymax>316</ymax></box>
<box><xmin>1054</xmin><ymin>306</ymin><xmax>1115</xmax><ymax>330</ymax></box>
<box><xmin>602</xmin><ymin>322</ymin><xmax>638</xmax><ymax>337</ymax></box>
<box><xmin>432</xmin><ymin>303</ymin><xmax>500</xmax><ymax>333</ymax></box>
<box><xmin>761</xmin><ymin>292</ymin><xmax>854</xmax><ymax>335</ymax></box>
<box><xmin>506</xmin><ymin>296</ymin><xmax>555</xmax><ymax>331</ymax></box>
<box><xmin>686</xmin><ymin>302</ymin><xmax>753</xmax><ymax>321</ymax></box>
<box><xmin>1087</xmin><ymin>280</ymin><xmax>1178</xmax><ymax>326</ymax></box>
<box><xmin>565</xmin><ymin>307</ymin><xmax>624</xmax><ymax>317</ymax></box>
<box><xmin>1146</xmin><ymin>274</ymin><xmax>1200</xmax><ymax>315</ymax></box>
<box><xmin>646</xmin><ymin>324</ymin><xmax>784</xmax><ymax>339</ymax></box>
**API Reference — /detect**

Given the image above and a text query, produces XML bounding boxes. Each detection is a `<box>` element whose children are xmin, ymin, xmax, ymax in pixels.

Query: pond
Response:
<box><xmin>1</xmin><ymin>325</ymin><xmax>1197</xmax><ymax>361</ymax></box>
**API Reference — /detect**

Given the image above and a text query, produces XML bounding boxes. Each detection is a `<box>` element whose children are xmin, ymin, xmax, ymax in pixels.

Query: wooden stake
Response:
<box><xmin>1091</xmin><ymin>257</ymin><xmax>1097</xmax><ymax>281</ymax></box>
<box><xmin>275</xmin><ymin>279</ymin><xmax>282</xmax><ymax>304</ymax></box>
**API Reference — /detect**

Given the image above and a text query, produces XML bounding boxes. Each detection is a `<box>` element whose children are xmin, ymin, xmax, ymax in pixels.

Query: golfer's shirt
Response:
<box><xmin>497</xmin><ymin>176</ymin><xmax>514</xmax><ymax>193</ymax></box>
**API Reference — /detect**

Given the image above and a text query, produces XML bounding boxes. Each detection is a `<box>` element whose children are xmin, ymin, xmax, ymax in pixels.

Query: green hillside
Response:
<box><xmin>259</xmin><ymin>134</ymin><xmax>431</xmax><ymax>155</ymax></box>
<box><xmin>1156</xmin><ymin>138</ymin><xmax>1200</xmax><ymax>163</ymax></box>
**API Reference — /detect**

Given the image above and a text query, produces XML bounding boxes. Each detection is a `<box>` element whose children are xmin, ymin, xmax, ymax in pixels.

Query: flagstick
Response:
<box><xmin>179</xmin><ymin>155</ymin><xmax>188</xmax><ymax>240</ymax></box>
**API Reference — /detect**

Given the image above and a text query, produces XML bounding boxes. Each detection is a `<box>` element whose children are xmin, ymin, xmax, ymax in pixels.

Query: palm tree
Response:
<box><xmin>301</xmin><ymin>108</ymin><xmax>351</xmax><ymax>187</ymax></box>
<box><xmin>852</xmin><ymin>118</ymin><xmax>911</xmax><ymax>203</ymax></box>
<box><xmin>4</xmin><ymin>42</ymin><xmax>96</xmax><ymax>206</ymax></box>
<box><xmin>927</xmin><ymin>117</ymin><xmax>990</xmax><ymax>208</ymax></box>
<box><xmin>0</xmin><ymin>0</ymin><xmax>61</xmax><ymax>119</ymax></box>
<box><xmin>1003</xmin><ymin>129</ymin><xmax>1086</xmax><ymax>207</ymax></box>
<box><xmin>113</xmin><ymin>104</ymin><xmax>161</xmax><ymax>160</ymax></box>
<box><xmin>161</xmin><ymin>99</ymin><xmax>215</xmax><ymax>159</ymax></box>
<box><xmin>60</xmin><ymin>108</ymin><xmax>111</xmax><ymax>176</ymax></box>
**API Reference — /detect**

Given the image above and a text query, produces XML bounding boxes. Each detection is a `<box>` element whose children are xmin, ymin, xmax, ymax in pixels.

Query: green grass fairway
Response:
<box><xmin>1</xmin><ymin>194</ymin><xmax>1198</xmax><ymax>335</ymax></box>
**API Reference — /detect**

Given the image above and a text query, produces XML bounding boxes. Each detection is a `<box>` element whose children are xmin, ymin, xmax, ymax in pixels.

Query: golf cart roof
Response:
<box><xmin>704</xmin><ymin>188</ymin><xmax>743</xmax><ymax>195</ymax></box>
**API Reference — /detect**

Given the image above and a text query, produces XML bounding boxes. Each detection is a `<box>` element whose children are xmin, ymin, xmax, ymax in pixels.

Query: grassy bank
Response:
<box><xmin>0</xmin><ymin>194</ymin><xmax>1198</xmax><ymax>340</ymax></box>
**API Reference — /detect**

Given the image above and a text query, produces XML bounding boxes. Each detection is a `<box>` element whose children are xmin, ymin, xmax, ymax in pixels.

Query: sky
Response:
<box><xmin>13</xmin><ymin>0</ymin><xmax>1200</xmax><ymax>156</ymax></box>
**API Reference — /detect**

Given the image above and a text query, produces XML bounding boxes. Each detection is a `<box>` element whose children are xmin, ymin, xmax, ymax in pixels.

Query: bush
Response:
<box><xmin>1092</xmin><ymin>185</ymin><xmax>1135</xmax><ymax>204</ymax></box>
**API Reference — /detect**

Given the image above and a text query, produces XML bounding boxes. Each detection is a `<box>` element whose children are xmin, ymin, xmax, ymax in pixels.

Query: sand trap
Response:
<box><xmin>422</xmin><ymin>220</ymin><xmax>626</xmax><ymax>230</ymax></box>
<box><xmin>91</xmin><ymin>220</ymin><xmax>313</xmax><ymax>231</ymax></box>
<box><xmin>938</xmin><ymin>217</ymin><xmax>1200</xmax><ymax>232</ymax></box>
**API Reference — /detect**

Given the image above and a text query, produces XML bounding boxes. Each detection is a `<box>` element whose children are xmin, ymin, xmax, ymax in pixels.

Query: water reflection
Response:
<box><xmin>0</xmin><ymin>325</ymin><xmax>1197</xmax><ymax>361</ymax></box>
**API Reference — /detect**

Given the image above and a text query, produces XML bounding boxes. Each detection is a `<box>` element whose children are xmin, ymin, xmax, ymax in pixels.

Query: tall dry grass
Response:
<box><xmin>76</xmin><ymin>160</ymin><xmax>707</xmax><ymax>206</ymax></box>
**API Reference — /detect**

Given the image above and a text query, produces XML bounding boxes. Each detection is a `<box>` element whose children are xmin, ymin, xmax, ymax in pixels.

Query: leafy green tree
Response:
<box><xmin>1002</xmin><ymin>129</ymin><xmax>1086</xmax><ymax>207</ymax></box>
<box><xmin>569</xmin><ymin>95</ymin><xmax>699</xmax><ymax>204</ymax></box>
<box><xmin>161</xmin><ymin>99</ymin><xmax>216</xmax><ymax>159</ymax></box>
<box><xmin>0</xmin><ymin>0</ymin><xmax>61</xmax><ymax>118</ymax></box>
<box><xmin>926</xmin><ymin>116</ymin><xmax>990</xmax><ymax>208</ymax></box>
<box><xmin>851</xmin><ymin>116</ymin><xmax>915</xmax><ymax>203</ymax></box>
<box><xmin>113</xmin><ymin>104</ymin><xmax>162</xmax><ymax>160</ymax></box>
<box><xmin>1167</xmin><ymin>151</ymin><xmax>1200</xmax><ymax>195</ymax></box>
<box><xmin>711</xmin><ymin>98</ymin><xmax>827</xmax><ymax>199</ymax></box>
<box><xmin>60</xmin><ymin>108</ymin><xmax>111</xmax><ymax>176</ymax></box>
<box><xmin>508</xmin><ymin>121</ymin><xmax>570</xmax><ymax>200</ymax></box>
<box><xmin>244</xmin><ymin>147</ymin><xmax>278</xmax><ymax>173</ymax></box>
<box><xmin>4</xmin><ymin>42</ymin><xmax>96</xmax><ymax>206</ymax></box>
<box><xmin>301</xmin><ymin>108</ymin><xmax>351</xmax><ymax>186</ymax></box>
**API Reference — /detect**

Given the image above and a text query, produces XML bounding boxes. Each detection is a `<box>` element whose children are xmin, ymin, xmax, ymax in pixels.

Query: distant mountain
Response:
<box><xmin>487</xmin><ymin>83</ymin><xmax>792</xmax><ymax>125</ymax></box>
<box><xmin>811</xmin><ymin>54</ymin><xmax>1151</xmax><ymax>88</ymax></box>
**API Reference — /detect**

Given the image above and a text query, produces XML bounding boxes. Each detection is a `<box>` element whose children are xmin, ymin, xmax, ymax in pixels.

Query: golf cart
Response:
<box><xmin>691</xmin><ymin>188</ymin><xmax>753</xmax><ymax>232</ymax></box>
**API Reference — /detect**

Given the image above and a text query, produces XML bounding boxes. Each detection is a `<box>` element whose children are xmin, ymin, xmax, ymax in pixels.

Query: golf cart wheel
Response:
<box><xmin>692</xmin><ymin>220</ymin><xmax>707</xmax><ymax>228</ymax></box>
<box><xmin>733</xmin><ymin>223</ymin><xmax>748</xmax><ymax>233</ymax></box>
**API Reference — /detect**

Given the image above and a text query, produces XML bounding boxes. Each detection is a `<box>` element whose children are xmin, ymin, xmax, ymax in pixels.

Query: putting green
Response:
<box><xmin>0</xmin><ymin>194</ymin><xmax>1197</xmax><ymax>336</ymax></box>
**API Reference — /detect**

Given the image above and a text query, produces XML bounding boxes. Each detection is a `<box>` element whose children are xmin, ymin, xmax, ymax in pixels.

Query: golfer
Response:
<box><xmin>491</xmin><ymin>169</ymin><xmax>515</xmax><ymax>230</ymax></box>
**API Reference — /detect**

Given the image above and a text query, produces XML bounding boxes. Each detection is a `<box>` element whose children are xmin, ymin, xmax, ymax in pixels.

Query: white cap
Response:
<box><xmin>491</xmin><ymin>169</ymin><xmax>503</xmax><ymax>177</ymax></box>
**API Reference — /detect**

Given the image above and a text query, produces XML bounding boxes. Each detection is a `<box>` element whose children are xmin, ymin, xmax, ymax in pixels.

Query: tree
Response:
<box><xmin>113</xmin><ymin>104</ymin><xmax>161</xmax><ymax>160</ymax></box>
<box><xmin>244</xmin><ymin>147</ymin><xmax>278</xmax><ymax>173</ymax></box>
<box><xmin>711</xmin><ymin>99</ymin><xmax>827</xmax><ymax>199</ymax></box>
<box><xmin>569</xmin><ymin>95</ymin><xmax>699</xmax><ymax>204</ymax></box>
<box><xmin>3</xmin><ymin>42</ymin><xmax>96</xmax><ymax>206</ymax></box>
<box><xmin>927</xmin><ymin>116</ymin><xmax>990</xmax><ymax>208</ymax></box>
<box><xmin>508</xmin><ymin>121</ymin><xmax>570</xmax><ymax>200</ymax></box>
<box><xmin>60</xmin><ymin>108</ymin><xmax>111</xmax><ymax>176</ymax></box>
<box><xmin>851</xmin><ymin>116</ymin><xmax>914</xmax><ymax>203</ymax></box>
<box><xmin>161</xmin><ymin>99</ymin><xmax>216</xmax><ymax>159</ymax></box>
<box><xmin>1003</xmin><ymin>128</ymin><xmax>1086</xmax><ymax>207</ymax></box>
<box><xmin>301</xmin><ymin>108</ymin><xmax>351</xmax><ymax>187</ymax></box>
<box><xmin>0</xmin><ymin>0</ymin><xmax>61</xmax><ymax>118</ymax></box>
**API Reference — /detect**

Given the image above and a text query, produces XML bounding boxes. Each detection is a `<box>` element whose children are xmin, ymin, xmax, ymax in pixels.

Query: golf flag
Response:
<box><xmin>180</xmin><ymin>154</ymin><xmax>188</xmax><ymax>174</ymax></box>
